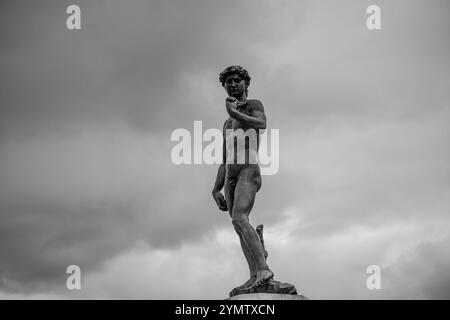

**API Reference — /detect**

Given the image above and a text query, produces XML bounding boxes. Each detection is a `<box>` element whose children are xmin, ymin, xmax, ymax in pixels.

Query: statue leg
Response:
<box><xmin>235</xmin><ymin>230</ymin><xmax>257</xmax><ymax>288</ymax></box>
<box><xmin>225</xmin><ymin>176</ymin><xmax>257</xmax><ymax>287</ymax></box>
<box><xmin>231</xmin><ymin>167</ymin><xmax>273</xmax><ymax>288</ymax></box>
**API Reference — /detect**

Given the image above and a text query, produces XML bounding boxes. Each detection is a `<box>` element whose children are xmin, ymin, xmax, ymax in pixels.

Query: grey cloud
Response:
<box><xmin>383</xmin><ymin>235</ymin><xmax>450</xmax><ymax>299</ymax></box>
<box><xmin>0</xmin><ymin>0</ymin><xmax>449</xmax><ymax>298</ymax></box>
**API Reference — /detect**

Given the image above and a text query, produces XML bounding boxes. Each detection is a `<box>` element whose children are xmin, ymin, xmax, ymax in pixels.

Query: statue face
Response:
<box><xmin>224</xmin><ymin>73</ymin><xmax>247</xmax><ymax>98</ymax></box>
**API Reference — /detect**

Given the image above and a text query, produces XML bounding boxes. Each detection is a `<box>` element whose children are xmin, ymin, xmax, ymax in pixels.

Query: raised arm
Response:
<box><xmin>226</xmin><ymin>98</ymin><xmax>266</xmax><ymax>130</ymax></box>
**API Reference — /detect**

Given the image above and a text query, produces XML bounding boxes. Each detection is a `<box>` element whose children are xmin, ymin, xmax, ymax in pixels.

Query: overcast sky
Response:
<box><xmin>0</xmin><ymin>0</ymin><xmax>449</xmax><ymax>299</ymax></box>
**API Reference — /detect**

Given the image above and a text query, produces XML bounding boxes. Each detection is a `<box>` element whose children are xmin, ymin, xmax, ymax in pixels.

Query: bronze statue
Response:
<box><xmin>212</xmin><ymin>66</ymin><xmax>299</xmax><ymax>297</ymax></box>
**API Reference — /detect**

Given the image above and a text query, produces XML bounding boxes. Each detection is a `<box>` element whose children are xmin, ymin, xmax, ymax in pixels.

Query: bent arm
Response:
<box><xmin>229</xmin><ymin>101</ymin><xmax>266</xmax><ymax>130</ymax></box>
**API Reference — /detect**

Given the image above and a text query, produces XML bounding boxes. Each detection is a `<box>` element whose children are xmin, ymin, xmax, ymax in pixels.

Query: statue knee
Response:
<box><xmin>232</xmin><ymin>217</ymin><xmax>248</xmax><ymax>231</ymax></box>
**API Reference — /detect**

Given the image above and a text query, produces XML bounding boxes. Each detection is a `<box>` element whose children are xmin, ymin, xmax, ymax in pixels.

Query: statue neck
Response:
<box><xmin>236</xmin><ymin>93</ymin><xmax>247</xmax><ymax>102</ymax></box>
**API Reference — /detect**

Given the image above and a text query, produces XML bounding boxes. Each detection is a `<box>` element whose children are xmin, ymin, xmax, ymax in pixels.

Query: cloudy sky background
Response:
<box><xmin>0</xmin><ymin>0</ymin><xmax>449</xmax><ymax>299</ymax></box>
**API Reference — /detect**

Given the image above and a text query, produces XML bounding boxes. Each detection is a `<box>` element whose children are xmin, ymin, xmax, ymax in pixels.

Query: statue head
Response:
<box><xmin>219</xmin><ymin>65</ymin><xmax>251</xmax><ymax>98</ymax></box>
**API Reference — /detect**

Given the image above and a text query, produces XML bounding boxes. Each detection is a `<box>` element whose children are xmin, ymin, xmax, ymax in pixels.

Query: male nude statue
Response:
<box><xmin>212</xmin><ymin>66</ymin><xmax>274</xmax><ymax>291</ymax></box>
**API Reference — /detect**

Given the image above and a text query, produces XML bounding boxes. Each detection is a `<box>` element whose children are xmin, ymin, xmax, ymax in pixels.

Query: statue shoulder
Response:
<box><xmin>247</xmin><ymin>99</ymin><xmax>265</xmax><ymax>112</ymax></box>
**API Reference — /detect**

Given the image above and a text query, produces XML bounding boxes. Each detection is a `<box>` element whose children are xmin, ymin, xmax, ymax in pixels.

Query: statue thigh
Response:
<box><xmin>230</xmin><ymin>167</ymin><xmax>261</xmax><ymax>221</ymax></box>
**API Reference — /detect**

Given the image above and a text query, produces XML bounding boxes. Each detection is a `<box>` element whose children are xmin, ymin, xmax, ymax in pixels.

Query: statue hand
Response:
<box><xmin>226</xmin><ymin>97</ymin><xmax>248</xmax><ymax>117</ymax></box>
<box><xmin>212</xmin><ymin>191</ymin><xmax>228</xmax><ymax>212</ymax></box>
<box><xmin>225</xmin><ymin>97</ymin><xmax>238</xmax><ymax>117</ymax></box>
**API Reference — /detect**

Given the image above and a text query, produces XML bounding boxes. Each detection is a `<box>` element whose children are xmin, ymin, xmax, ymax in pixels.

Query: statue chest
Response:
<box><xmin>227</xmin><ymin>106</ymin><xmax>252</xmax><ymax>130</ymax></box>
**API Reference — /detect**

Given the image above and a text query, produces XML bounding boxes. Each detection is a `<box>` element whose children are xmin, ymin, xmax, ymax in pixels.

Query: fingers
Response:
<box><xmin>218</xmin><ymin>197</ymin><xmax>228</xmax><ymax>211</ymax></box>
<box><xmin>213</xmin><ymin>192</ymin><xmax>228</xmax><ymax>211</ymax></box>
<box><xmin>219</xmin><ymin>201</ymin><xmax>228</xmax><ymax>211</ymax></box>
<box><xmin>226</xmin><ymin>96</ymin><xmax>237</xmax><ymax>102</ymax></box>
<box><xmin>218</xmin><ymin>202</ymin><xmax>227</xmax><ymax>211</ymax></box>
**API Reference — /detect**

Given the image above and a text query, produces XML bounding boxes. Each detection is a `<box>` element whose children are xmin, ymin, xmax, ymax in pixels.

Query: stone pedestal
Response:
<box><xmin>227</xmin><ymin>293</ymin><xmax>308</xmax><ymax>300</ymax></box>
<box><xmin>229</xmin><ymin>279</ymin><xmax>300</xmax><ymax>297</ymax></box>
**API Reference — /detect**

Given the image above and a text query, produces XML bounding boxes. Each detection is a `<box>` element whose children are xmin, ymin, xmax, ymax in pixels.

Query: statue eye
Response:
<box><xmin>226</xmin><ymin>77</ymin><xmax>242</xmax><ymax>85</ymax></box>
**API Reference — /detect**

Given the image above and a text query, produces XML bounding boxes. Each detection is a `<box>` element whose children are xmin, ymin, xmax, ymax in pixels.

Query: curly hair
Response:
<box><xmin>219</xmin><ymin>65</ymin><xmax>251</xmax><ymax>96</ymax></box>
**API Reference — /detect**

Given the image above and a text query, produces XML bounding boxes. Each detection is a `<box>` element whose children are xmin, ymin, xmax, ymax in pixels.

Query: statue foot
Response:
<box><xmin>234</xmin><ymin>276</ymin><xmax>256</xmax><ymax>291</ymax></box>
<box><xmin>247</xmin><ymin>269</ymin><xmax>274</xmax><ymax>289</ymax></box>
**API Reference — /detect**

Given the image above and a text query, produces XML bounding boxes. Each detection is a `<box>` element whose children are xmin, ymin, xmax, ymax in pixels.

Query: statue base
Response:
<box><xmin>228</xmin><ymin>279</ymin><xmax>306</xmax><ymax>299</ymax></box>
<box><xmin>227</xmin><ymin>293</ymin><xmax>307</xmax><ymax>300</ymax></box>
